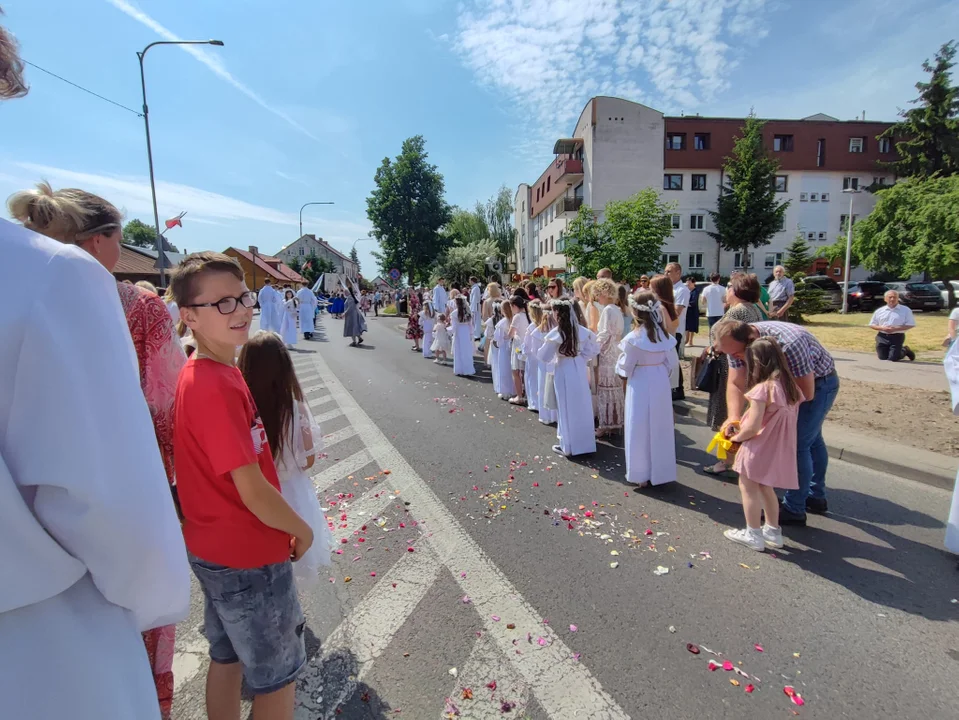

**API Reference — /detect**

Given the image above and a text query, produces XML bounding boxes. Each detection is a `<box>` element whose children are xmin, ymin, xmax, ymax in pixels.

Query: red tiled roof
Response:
<box><xmin>227</xmin><ymin>247</ymin><xmax>305</xmax><ymax>283</ymax></box>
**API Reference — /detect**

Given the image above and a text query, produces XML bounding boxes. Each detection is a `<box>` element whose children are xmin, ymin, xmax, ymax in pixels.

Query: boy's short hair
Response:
<box><xmin>170</xmin><ymin>251</ymin><xmax>244</xmax><ymax>307</ymax></box>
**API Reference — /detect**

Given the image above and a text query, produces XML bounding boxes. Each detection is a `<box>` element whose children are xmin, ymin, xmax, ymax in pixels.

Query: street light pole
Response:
<box><xmin>299</xmin><ymin>201</ymin><xmax>335</xmax><ymax>237</ymax></box>
<box><xmin>138</xmin><ymin>39</ymin><xmax>223</xmax><ymax>288</ymax></box>
<box><xmin>840</xmin><ymin>187</ymin><xmax>862</xmax><ymax>314</ymax></box>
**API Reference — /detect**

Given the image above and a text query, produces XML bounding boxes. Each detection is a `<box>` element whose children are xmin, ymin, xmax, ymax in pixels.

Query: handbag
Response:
<box><xmin>543</xmin><ymin>372</ymin><xmax>558</xmax><ymax>410</ymax></box>
<box><xmin>695</xmin><ymin>350</ymin><xmax>722</xmax><ymax>393</ymax></box>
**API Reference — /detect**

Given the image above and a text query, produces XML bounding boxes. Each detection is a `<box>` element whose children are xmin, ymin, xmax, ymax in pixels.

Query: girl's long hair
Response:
<box><xmin>491</xmin><ymin>301</ymin><xmax>503</xmax><ymax>328</ymax></box>
<box><xmin>539</xmin><ymin>308</ymin><xmax>555</xmax><ymax>333</ymax></box>
<box><xmin>455</xmin><ymin>295</ymin><xmax>471</xmax><ymax>323</ymax></box>
<box><xmin>238</xmin><ymin>331</ymin><xmax>304</xmax><ymax>462</ymax></box>
<box><xmin>552</xmin><ymin>302</ymin><xmax>579</xmax><ymax>357</ymax></box>
<box><xmin>525</xmin><ymin>281</ymin><xmax>541</xmax><ymax>300</ymax></box>
<box><xmin>423</xmin><ymin>301</ymin><xmax>434</xmax><ymax>319</ymax></box>
<box><xmin>528</xmin><ymin>300</ymin><xmax>544</xmax><ymax>328</ymax></box>
<box><xmin>744</xmin><ymin>337</ymin><xmax>802</xmax><ymax>405</ymax></box>
<box><xmin>572</xmin><ymin>299</ymin><xmax>588</xmax><ymax>327</ymax></box>
<box><xmin>501</xmin><ymin>298</ymin><xmax>514</xmax><ymax>324</ymax></box>
<box><xmin>629</xmin><ymin>290</ymin><xmax>666</xmax><ymax>344</ymax></box>
<box><xmin>511</xmin><ymin>293</ymin><xmax>530</xmax><ymax>323</ymax></box>
<box><xmin>616</xmin><ymin>283</ymin><xmax>630</xmax><ymax>314</ymax></box>
<box><xmin>649</xmin><ymin>274</ymin><xmax>677</xmax><ymax>321</ymax></box>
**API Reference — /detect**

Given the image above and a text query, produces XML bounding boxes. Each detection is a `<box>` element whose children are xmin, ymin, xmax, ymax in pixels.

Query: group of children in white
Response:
<box><xmin>412</xmin><ymin>279</ymin><xmax>807</xmax><ymax>554</ymax></box>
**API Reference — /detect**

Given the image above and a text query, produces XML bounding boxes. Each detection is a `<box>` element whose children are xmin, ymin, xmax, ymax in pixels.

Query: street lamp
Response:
<box><xmin>840</xmin><ymin>187</ymin><xmax>863</xmax><ymax>314</ymax></box>
<box><xmin>138</xmin><ymin>39</ymin><xmax>224</xmax><ymax>288</ymax></box>
<box><xmin>299</xmin><ymin>201</ymin><xmax>335</xmax><ymax>237</ymax></box>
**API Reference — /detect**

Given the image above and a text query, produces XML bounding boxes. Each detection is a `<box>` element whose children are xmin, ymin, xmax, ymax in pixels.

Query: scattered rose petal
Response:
<box><xmin>569</xmin><ymin>624</ymin><xmax>578</xmax><ymax>632</ymax></box>
<box><xmin>572</xmin><ymin>652</ymin><xmax>581</xmax><ymax>661</ymax></box>
<box><xmin>491</xmin><ymin>615</ymin><xmax>501</xmax><ymax>622</ymax></box>
<box><xmin>730</xmin><ymin>679</ymin><xmax>740</xmax><ymax>687</ymax></box>
<box><xmin>507</xmin><ymin>623</ymin><xmax>516</xmax><ymax>630</ymax></box>
<box><xmin>486</xmin><ymin>680</ymin><xmax>497</xmax><ymax>691</ymax></box>
<box><xmin>500</xmin><ymin>701</ymin><xmax>515</xmax><ymax>712</ymax></box>
<box><xmin>448</xmin><ymin>667</ymin><xmax>458</xmax><ymax>678</ymax></box>
<box><xmin>653</xmin><ymin>566</ymin><xmax>669</xmax><ymax>576</ymax></box>
<box><xmin>610</xmin><ymin>550</ymin><xmax>620</xmax><ymax>556</ymax></box>
<box><xmin>370</xmin><ymin>572</ymin><xmax>376</xmax><ymax>577</ymax></box>
<box><xmin>461</xmin><ymin>688</ymin><xmax>473</xmax><ymax>700</ymax></box>
<box><xmin>707</xmin><ymin>659</ymin><xmax>720</xmax><ymax>671</ymax></box>
<box><xmin>462</xmin><ymin>595</ymin><xmax>472</xmax><ymax>604</ymax></box>
<box><xmin>556</xmin><ymin>482</ymin><xmax>563</xmax><ymax>486</ymax></box>
<box><xmin>610</xmin><ymin>562</ymin><xmax>619</xmax><ymax>569</ymax></box>
<box><xmin>784</xmin><ymin>686</ymin><xmax>804</xmax><ymax>706</ymax></box>
<box><xmin>668</xmin><ymin>625</ymin><xmax>676</xmax><ymax>633</ymax></box>
<box><xmin>687</xmin><ymin>643</ymin><xmax>701</xmax><ymax>655</ymax></box>
<box><xmin>754</xmin><ymin>644</ymin><xmax>764</xmax><ymax>652</ymax></box>
<box><xmin>407</xmin><ymin>547</ymin><xmax>415</xmax><ymax>552</ymax></box>
<box><xmin>533</xmin><ymin>482</ymin><xmax>539</xmax><ymax>487</ymax></box>
<box><xmin>537</xmin><ymin>636</ymin><xmax>547</xmax><ymax>646</ymax></box>
<box><xmin>645</xmin><ymin>529</ymin><xmax>654</xmax><ymax>536</ymax></box>
<box><xmin>344</xmin><ymin>576</ymin><xmax>352</xmax><ymax>583</ymax></box>
<box><xmin>722</xmin><ymin>661</ymin><xmax>734</xmax><ymax>671</ymax></box>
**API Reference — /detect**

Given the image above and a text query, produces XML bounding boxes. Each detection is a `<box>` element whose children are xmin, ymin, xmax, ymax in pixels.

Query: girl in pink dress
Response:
<box><xmin>725</xmin><ymin>338</ymin><xmax>804</xmax><ymax>552</ymax></box>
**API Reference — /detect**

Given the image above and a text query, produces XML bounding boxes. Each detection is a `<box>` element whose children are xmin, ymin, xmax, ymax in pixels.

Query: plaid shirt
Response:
<box><xmin>728</xmin><ymin>321</ymin><xmax>836</xmax><ymax>379</ymax></box>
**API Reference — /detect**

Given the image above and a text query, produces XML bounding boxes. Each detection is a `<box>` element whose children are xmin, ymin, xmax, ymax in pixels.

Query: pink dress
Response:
<box><xmin>732</xmin><ymin>379</ymin><xmax>802</xmax><ymax>489</ymax></box>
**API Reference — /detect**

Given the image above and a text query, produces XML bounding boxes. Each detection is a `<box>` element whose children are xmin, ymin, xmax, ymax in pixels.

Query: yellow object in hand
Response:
<box><xmin>706</xmin><ymin>431</ymin><xmax>735</xmax><ymax>460</ymax></box>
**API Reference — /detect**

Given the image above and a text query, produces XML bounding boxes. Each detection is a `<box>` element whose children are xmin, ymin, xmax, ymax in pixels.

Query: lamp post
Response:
<box><xmin>299</xmin><ymin>201</ymin><xmax>335</xmax><ymax>238</ymax></box>
<box><xmin>138</xmin><ymin>39</ymin><xmax>223</xmax><ymax>288</ymax></box>
<box><xmin>840</xmin><ymin>187</ymin><xmax>862</xmax><ymax>314</ymax></box>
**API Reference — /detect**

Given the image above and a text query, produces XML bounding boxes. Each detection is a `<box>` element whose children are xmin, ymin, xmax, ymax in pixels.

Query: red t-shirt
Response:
<box><xmin>174</xmin><ymin>357</ymin><xmax>290</xmax><ymax>568</ymax></box>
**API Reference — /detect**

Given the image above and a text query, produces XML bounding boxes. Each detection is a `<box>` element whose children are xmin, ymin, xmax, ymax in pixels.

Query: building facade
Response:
<box><xmin>513</xmin><ymin>183</ymin><xmax>535</xmax><ymax>274</ymax></box>
<box><xmin>275</xmin><ymin>234</ymin><xmax>359</xmax><ymax>281</ymax></box>
<box><xmin>224</xmin><ymin>247</ymin><xmax>305</xmax><ymax>292</ymax></box>
<box><xmin>515</xmin><ymin>98</ymin><xmax>894</xmax><ymax>280</ymax></box>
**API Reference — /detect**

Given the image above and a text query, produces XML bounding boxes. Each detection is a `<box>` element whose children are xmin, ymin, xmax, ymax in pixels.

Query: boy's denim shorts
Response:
<box><xmin>189</xmin><ymin>554</ymin><xmax>306</xmax><ymax>695</ymax></box>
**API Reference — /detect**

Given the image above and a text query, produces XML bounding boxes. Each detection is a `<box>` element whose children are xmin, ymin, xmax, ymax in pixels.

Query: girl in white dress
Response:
<box><xmin>523</xmin><ymin>301</ymin><xmax>544</xmax><ymax>413</ymax></box>
<box><xmin>280</xmin><ymin>289</ymin><xmax>298</xmax><ymax>348</ymax></box>
<box><xmin>533</xmin><ymin>309</ymin><xmax>557</xmax><ymax>425</ymax></box>
<box><xmin>494</xmin><ymin>301</ymin><xmax>515</xmax><ymax>399</ymax></box>
<box><xmin>420</xmin><ymin>302</ymin><xmax>435</xmax><ymax>359</ymax></box>
<box><xmin>593</xmin><ymin>279</ymin><xmax>625</xmax><ymax>437</ymax></box>
<box><xmin>238</xmin><ymin>332</ymin><xmax>334</xmax><ymax>588</ymax></box>
<box><xmin>508</xmin><ymin>295</ymin><xmax>530</xmax><ymax>405</ymax></box>
<box><xmin>430</xmin><ymin>312</ymin><xmax>451</xmax><ymax>363</ymax></box>
<box><xmin>486</xmin><ymin>303</ymin><xmax>502</xmax><ymax>394</ymax></box>
<box><xmin>449</xmin><ymin>297</ymin><xmax>475</xmax><ymax>376</ymax></box>
<box><xmin>537</xmin><ymin>300</ymin><xmax>600</xmax><ymax>457</ymax></box>
<box><xmin>616</xmin><ymin>290</ymin><xmax>679</xmax><ymax>488</ymax></box>
<box><xmin>943</xmin><ymin>335</ymin><xmax>959</xmax><ymax>560</ymax></box>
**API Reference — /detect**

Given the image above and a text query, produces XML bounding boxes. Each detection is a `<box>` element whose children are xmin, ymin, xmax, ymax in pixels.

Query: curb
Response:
<box><xmin>673</xmin><ymin>400</ymin><xmax>956</xmax><ymax>490</ymax></box>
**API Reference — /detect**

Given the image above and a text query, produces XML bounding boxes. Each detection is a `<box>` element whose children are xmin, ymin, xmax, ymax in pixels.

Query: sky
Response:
<box><xmin>2</xmin><ymin>0</ymin><xmax>955</xmax><ymax>277</ymax></box>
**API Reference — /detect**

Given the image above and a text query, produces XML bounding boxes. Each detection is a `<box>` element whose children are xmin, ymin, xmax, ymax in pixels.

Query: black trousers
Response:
<box><xmin>876</xmin><ymin>332</ymin><xmax>905</xmax><ymax>361</ymax></box>
<box><xmin>672</xmin><ymin>332</ymin><xmax>685</xmax><ymax>399</ymax></box>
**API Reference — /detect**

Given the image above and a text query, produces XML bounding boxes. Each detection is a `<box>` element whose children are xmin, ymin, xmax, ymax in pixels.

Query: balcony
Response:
<box><xmin>554</xmin><ymin>157</ymin><xmax>583</xmax><ymax>179</ymax></box>
<box><xmin>562</xmin><ymin>197</ymin><xmax>583</xmax><ymax>213</ymax></box>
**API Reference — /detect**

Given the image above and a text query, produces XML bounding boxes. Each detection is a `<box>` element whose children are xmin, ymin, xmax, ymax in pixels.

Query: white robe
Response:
<box><xmin>450</xmin><ymin>309</ymin><xmax>475</xmax><ymax>376</ymax></box>
<box><xmin>280</xmin><ymin>298</ymin><xmax>298</xmax><ymax>346</ymax></box>
<box><xmin>616</xmin><ymin>327</ymin><xmax>678</xmax><ymax>485</ymax></box>
<box><xmin>469</xmin><ymin>283</ymin><xmax>483</xmax><ymax>338</ymax></box>
<box><xmin>532</xmin><ymin>328</ymin><xmax>557</xmax><ymax>425</ymax></box>
<box><xmin>943</xmin><ymin>339</ymin><xmax>959</xmax><ymax>553</ymax></box>
<box><xmin>432</xmin><ymin>285</ymin><xmax>449</xmax><ymax>317</ymax></box>
<box><xmin>494</xmin><ymin>318</ymin><xmax>514</xmax><ymax>397</ymax></box>
<box><xmin>258</xmin><ymin>284</ymin><xmax>278</xmax><ymax>333</ymax></box>
<box><xmin>523</xmin><ymin>325</ymin><xmax>539</xmax><ymax>412</ymax></box>
<box><xmin>296</xmin><ymin>287</ymin><xmax>317</xmax><ymax>335</ymax></box>
<box><xmin>485</xmin><ymin>319</ymin><xmax>499</xmax><ymax>394</ymax></box>
<box><xmin>0</xmin><ymin>219</ymin><xmax>190</xmax><ymax>720</ymax></box>
<box><xmin>537</xmin><ymin>325</ymin><xmax>600</xmax><ymax>456</ymax></box>
<box><xmin>420</xmin><ymin>312</ymin><xmax>435</xmax><ymax>358</ymax></box>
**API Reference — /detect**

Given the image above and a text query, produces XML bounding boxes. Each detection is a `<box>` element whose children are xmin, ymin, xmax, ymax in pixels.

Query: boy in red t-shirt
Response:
<box><xmin>171</xmin><ymin>252</ymin><xmax>312</xmax><ymax>718</ymax></box>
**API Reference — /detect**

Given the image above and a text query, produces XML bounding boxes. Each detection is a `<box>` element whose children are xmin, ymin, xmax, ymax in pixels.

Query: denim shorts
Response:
<box><xmin>189</xmin><ymin>555</ymin><xmax>306</xmax><ymax>695</ymax></box>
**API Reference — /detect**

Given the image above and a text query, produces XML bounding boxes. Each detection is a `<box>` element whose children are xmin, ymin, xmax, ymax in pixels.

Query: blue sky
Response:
<box><xmin>2</xmin><ymin>0</ymin><xmax>954</xmax><ymax>276</ymax></box>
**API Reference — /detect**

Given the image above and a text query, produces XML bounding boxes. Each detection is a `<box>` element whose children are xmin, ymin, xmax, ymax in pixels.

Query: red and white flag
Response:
<box><xmin>164</xmin><ymin>211</ymin><xmax>186</xmax><ymax>230</ymax></box>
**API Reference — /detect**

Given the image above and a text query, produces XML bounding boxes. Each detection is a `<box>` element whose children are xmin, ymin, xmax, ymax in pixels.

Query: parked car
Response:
<box><xmin>840</xmin><ymin>281</ymin><xmax>889</xmax><ymax>311</ymax></box>
<box><xmin>884</xmin><ymin>282</ymin><xmax>944</xmax><ymax>311</ymax></box>
<box><xmin>932</xmin><ymin>280</ymin><xmax>959</xmax><ymax>306</ymax></box>
<box><xmin>800</xmin><ymin>275</ymin><xmax>844</xmax><ymax>311</ymax></box>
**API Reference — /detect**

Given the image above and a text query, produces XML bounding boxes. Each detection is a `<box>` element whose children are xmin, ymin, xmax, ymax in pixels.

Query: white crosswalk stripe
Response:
<box><xmin>311</xmin><ymin>448</ymin><xmax>374</xmax><ymax>494</ymax></box>
<box><xmin>321</xmin><ymin>425</ymin><xmax>357</xmax><ymax>449</ymax></box>
<box><xmin>311</xmin><ymin>407</ymin><xmax>343</xmax><ymax>424</ymax></box>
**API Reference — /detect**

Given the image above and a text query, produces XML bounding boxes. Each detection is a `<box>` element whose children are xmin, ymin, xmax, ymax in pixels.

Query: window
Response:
<box><xmin>849</xmin><ymin>137</ymin><xmax>864</xmax><ymax>153</ymax></box>
<box><xmin>806</xmin><ymin>232</ymin><xmax>816</xmax><ymax>241</ymax></box>
<box><xmin>821</xmin><ymin>192</ymin><xmax>830</xmax><ymax>202</ymax></box>
<box><xmin>818</xmin><ymin>232</ymin><xmax>827</xmax><ymax>241</ymax></box>
<box><xmin>773</xmin><ymin>134</ymin><xmax>794</xmax><ymax>152</ymax></box>
<box><xmin>550</xmin><ymin>235</ymin><xmax>554</xmax><ymax>253</ymax></box>
<box><xmin>660</xmin><ymin>253</ymin><xmax>680</xmax><ymax>267</ymax></box>
<box><xmin>775</xmin><ymin>216</ymin><xmax>786</xmax><ymax>232</ymax></box>
<box><xmin>800</xmin><ymin>192</ymin><xmax>808</xmax><ymax>202</ymax></box>
<box><xmin>873</xmin><ymin>176</ymin><xmax>887</xmax><ymax>186</ymax></box>
<box><xmin>733</xmin><ymin>252</ymin><xmax>754</xmax><ymax>269</ymax></box>
<box><xmin>690</xmin><ymin>214</ymin><xmax>704</xmax><ymax>230</ymax></box>
<box><xmin>299</xmin><ymin>246</ymin><xmax>305</xmax><ymax>255</ymax></box>
<box><xmin>774</xmin><ymin>175</ymin><xmax>788</xmax><ymax>192</ymax></box>
<box><xmin>832</xmin><ymin>267</ymin><xmax>842</xmax><ymax>277</ymax></box>
<box><xmin>879</xmin><ymin>137</ymin><xmax>891</xmax><ymax>154</ymax></box>
<box><xmin>536</xmin><ymin>188</ymin><xmax>540</xmax><ymax>201</ymax></box>
<box><xmin>539</xmin><ymin>241</ymin><xmax>543</xmax><ymax>256</ymax></box>
<box><xmin>557</xmin><ymin>231</ymin><xmax>565</xmax><ymax>252</ymax></box>
<box><xmin>670</xmin><ymin>214</ymin><xmax>682</xmax><ymax>230</ymax></box>
<box><xmin>548</xmin><ymin>206</ymin><xmax>553</xmax><ymax>223</ymax></box>
<box><xmin>547</xmin><ymin>176</ymin><xmax>551</xmax><ymax>192</ymax></box>
<box><xmin>688</xmin><ymin>252</ymin><xmax>704</xmax><ymax>269</ymax></box>
<box><xmin>694</xmin><ymin>133</ymin><xmax>711</xmax><ymax>150</ymax></box>
<box><xmin>839</xmin><ymin>214</ymin><xmax>859</xmax><ymax>231</ymax></box>
<box><xmin>522</xmin><ymin>201</ymin><xmax>525</xmax><ymax>212</ymax></box>
<box><xmin>666</xmin><ymin>133</ymin><xmax>686</xmax><ymax>150</ymax></box>
<box><xmin>764</xmin><ymin>252</ymin><xmax>784</xmax><ymax>268</ymax></box>
<box><xmin>663</xmin><ymin>174</ymin><xmax>683</xmax><ymax>190</ymax></box>
<box><xmin>816</xmin><ymin>138</ymin><xmax>825</xmax><ymax>167</ymax></box>
<box><xmin>842</xmin><ymin>177</ymin><xmax>859</xmax><ymax>191</ymax></box>
<box><xmin>810</xmin><ymin>192</ymin><xmax>819</xmax><ymax>202</ymax></box>
<box><xmin>691</xmin><ymin>174</ymin><xmax>707</xmax><ymax>191</ymax></box>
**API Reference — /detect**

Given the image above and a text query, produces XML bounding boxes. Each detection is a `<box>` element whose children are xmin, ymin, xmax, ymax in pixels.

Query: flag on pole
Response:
<box><xmin>164</xmin><ymin>211</ymin><xmax>186</xmax><ymax>230</ymax></box>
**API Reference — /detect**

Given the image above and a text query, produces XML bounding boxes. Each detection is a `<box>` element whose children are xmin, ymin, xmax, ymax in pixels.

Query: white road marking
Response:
<box><xmin>321</xmin><ymin>425</ymin><xmax>357</xmax><ymax>449</ymax></box>
<box><xmin>311</xmin><ymin>448</ymin><xmax>374</xmax><ymax>494</ymax></box>
<box><xmin>331</xmin><ymin>485</ymin><xmax>399</xmax><ymax>543</ymax></box>
<box><xmin>311</xmin><ymin>407</ymin><xmax>343</xmax><ymax>424</ymax></box>
<box><xmin>308</xmin><ymin>396</ymin><xmax>336</xmax><ymax>414</ymax></box>
<box><xmin>442</xmin><ymin>633</ymin><xmax>531</xmax><ymax>719</ymax></box>
<box><xmin>303</xmin><ymin>350</ymin><xmax>630</xmax><ymax>720</ymax></box>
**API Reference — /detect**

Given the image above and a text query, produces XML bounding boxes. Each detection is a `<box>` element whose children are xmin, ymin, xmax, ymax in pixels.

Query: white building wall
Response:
<box><xmin>514</xmin><ymin>184</ymin><xmax>536</xmax><ymax>274</ymax></box>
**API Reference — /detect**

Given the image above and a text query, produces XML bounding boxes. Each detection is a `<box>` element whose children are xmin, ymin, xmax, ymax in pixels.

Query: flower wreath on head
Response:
<box><xmin>629</xmin><ymin>296</ymin><xmax>664</xmax><ymax>324</ymax></box>
<box><xmin>549</xmin><ymin>298</ymin><xmax>574</xmax><ymax>308</ymax></box>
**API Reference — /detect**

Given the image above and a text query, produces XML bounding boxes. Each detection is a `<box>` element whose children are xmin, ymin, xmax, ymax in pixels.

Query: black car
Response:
<box><xmin>844</xmin><ymin>281</ymin><xmax>889</xmax><ymax>311</ymax></box>
<box><xmin>884</xmin><ymin>282</ymin><xmax>944</xmax><ymax>311</ymax></box>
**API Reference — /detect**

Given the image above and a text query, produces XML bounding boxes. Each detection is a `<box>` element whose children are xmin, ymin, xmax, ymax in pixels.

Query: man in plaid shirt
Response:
<box><xmin>713</xmin><ymin>320</ymin><xmax>840</xmax><ymax>525</ymax></box>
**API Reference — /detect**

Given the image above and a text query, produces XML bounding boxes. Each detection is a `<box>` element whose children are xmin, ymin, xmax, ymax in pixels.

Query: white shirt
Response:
<box><xmin>469</xmin><ymin>283</ymin><xmax>482</xmax><ymax>314</ymax></box>
<box><xmin>672</xmin><ymin>281</ymin><xmax>690</xmax><ymax>333</ymax></box>
<box><xmin>432</xmin><ymin>285</ymin><xmax>449</xmax><ymax>313</ymax></box>
<box><xmin>701</xmin><ymin>284</ymin><xmax>726</xmax><ymax>317</ymax></box>
<box><xmin>869</xmin><ymin>304</ymin><xmax>915</xmax><ymax>335</ymax></box>
<box><xmin>950</xmin><ymin>307</ymin><xmax>959</xmax><ymax>322</ymax></box>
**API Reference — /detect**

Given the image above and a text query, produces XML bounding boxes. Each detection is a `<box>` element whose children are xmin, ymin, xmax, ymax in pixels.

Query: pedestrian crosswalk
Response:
<box><xmin>172</xmin><ymin>336</ymin><xmax>631</xmax><ymax>719</ymax></box>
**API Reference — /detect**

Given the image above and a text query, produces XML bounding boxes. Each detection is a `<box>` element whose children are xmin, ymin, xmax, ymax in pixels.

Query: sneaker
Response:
<box><xmin>552</xmin><ymin>444</ymin><xmax>568</xmax><ymax>457</ymax></box>
<box><xmin>805</xmin><ymin>497</ymin><xmax>828</xmax><ymax>515</ymax></box>
<box><xmin>778</xmin><ymin>502</ymin><xmax>807</xmax><ymax>526</ymax></box>
<box><xmin>724</xmin><ymin>527</ymin><xmax>765</xmax><ymax>552</ymax></box>
<box><xmin>903</xmin><ymin>345</ymin><xmax>916</xmax><ymax>361</ymax></box>
<box><xmin>762</xmin><ymin>524</ymin><xmax>784</xmax><ymax>549</ymax></box>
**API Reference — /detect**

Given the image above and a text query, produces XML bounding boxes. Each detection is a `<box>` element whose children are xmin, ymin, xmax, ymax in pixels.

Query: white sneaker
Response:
<box><xmin>762</xmin><ymin>524</ymin><xmax>784</xmax><ymax>549</ymax></box>
<box><xmin>724</xmin><ymin>527</ymin><xmax>765</xmax><ymax>552</ymax></box>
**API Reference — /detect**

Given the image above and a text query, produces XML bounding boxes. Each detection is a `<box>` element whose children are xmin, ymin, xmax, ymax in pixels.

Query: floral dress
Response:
<box><xmin>117</xmin><ymin>282</ymin><xmax>186</xmax><ymax>720</ymax></box>
<box><xmin>595</xmin><ymin>304</ymin><xmax>625</xmax><ymax>432</ymax></box>
<box><xmin>406</xmin><ymin>292</ymin><xmax>423</xmax><ymax>340</ymax></box>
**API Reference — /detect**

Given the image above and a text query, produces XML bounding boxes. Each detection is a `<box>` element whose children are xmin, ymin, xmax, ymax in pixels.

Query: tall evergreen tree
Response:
<box><xmin>367</xmin><ymin>135</ymin><xmax>453</xmax><ymax>284</ymax></box>
<box><xmin>783</xmin><ymin>232</ymin><xmax>814</xmax><ymax>277</ymax></box>
<box><xmin>880</xmin><ymin>40</ymin><xmax>959</xmax><ymax>179</ymax></box>
<box><xmin>706</xmin><ymin>114</ymin><xmax>789</xmax><ymax>272</ymax></box>
<box><xmin>349</xmin><ymin>246</ymin><xmax>361</xmax><ymax>272</ymax></box>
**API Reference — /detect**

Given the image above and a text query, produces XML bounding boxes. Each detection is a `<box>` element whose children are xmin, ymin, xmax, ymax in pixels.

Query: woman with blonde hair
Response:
<box><xmin>592</xmin><ymin>279</ymin><xmax>625</xmax><ymax>436</ymax></box>
<box><xmin>135</xmin><ymin>280</ymin><xmax>158</xmax><ymax>295</ymax></box>
<box><xmin>481</xmin><ymin>282</ymin><xmax>503</xmax><ymax>361</ymax></box>
<box><xmin>5</xmin><ymin>180</ymin><xmax>187</xmax><ymax>718</ymax></box>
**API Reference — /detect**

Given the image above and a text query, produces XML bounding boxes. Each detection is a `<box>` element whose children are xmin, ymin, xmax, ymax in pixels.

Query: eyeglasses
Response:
<box><xmin>185</xmin><ymin>291</ymin><xmax>257</xmax><ymax>314</ymax></box>
<box><xmin>547</xmin><ymin>285</ymin><xmax>557</xmax><ymax>290</ymax></box>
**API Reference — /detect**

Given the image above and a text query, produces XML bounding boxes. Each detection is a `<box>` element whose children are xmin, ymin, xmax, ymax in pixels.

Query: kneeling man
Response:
<box><xmin>868</xmin><ymin>289</ymin><xmax>915</xmax><ymax>361</ymax></box>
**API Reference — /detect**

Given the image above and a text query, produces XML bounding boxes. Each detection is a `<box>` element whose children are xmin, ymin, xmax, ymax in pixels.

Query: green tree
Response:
<box><xmin>482</xmin><ymin>186</ymin><xmax>514</xmax><ymax>267</ymax></box>
<box><xmin>122</xmin><ymin>218</ymin><xmax>179</xmax><ymax>252</ymax></box>
<box><xmin>564</xmin><ymin>189</ymin><xmax>674</xmax><ymax>281</ymax></box>
<box><xmin>443</xmin><ymin>207</ymin><xmax>489</xmax><ymax>247</ymax></box>
<box><xmin>880</xmin><ymin>40</ymin><xmax>959</xmax><ymax>179</ymax></box>
<box><xmin>367</xmin><ymin>135</ymin><xmax>453</xmax><ymax>285</ymax></box>
<box><xmin>783</xmin><ymin>232</ymin><xmax>814</xmax><ymax>277</ymax></box>
<box><xmin>349</xmin><ymin>246</ymin><xmax>361</xmax><ymax>272</ymax></box>
<box><xmin>432</xmin><ymin>239</ymin><xmax>498</xmax><ymax>287</ymax></box>
<box><xmin>707</xmin><ymin>114</ymin><xmax>789</xmax><ymax>272</ymax></box>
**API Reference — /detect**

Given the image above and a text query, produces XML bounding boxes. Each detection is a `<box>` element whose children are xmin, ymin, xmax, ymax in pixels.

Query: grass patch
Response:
<box><xmin>380</xmin><ymin>304</ymin><xmax>398</xmax><ymax>316</ymax></box>
<box><xmin>700</xmin><ymin>310</ymin><xmax>951</xmax><ymax>354</ymax></box>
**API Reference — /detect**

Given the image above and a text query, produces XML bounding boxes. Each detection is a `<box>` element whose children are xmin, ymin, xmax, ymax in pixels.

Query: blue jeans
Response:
<box><xmin>783</xmin><ymin>372</ymin><xmax>840</xmax><ymax>514</ymax></box>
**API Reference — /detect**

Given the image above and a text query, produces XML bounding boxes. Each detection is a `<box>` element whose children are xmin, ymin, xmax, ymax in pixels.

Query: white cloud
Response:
<box><xmin>454</xmin><ymin>0</ymin><xmax>771</xmax><ymax>151</ymax></box>
<box><xmin>105</xmin><ymin>0</ymin><xmax>320</xmax><ymax>142</ymax></box>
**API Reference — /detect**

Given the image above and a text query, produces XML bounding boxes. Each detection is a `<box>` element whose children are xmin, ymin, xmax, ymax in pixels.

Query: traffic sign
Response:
<box><xmin>389</xmin><ymin>268</ymin><xmax>401</xmax><ymax>280</ymax></box>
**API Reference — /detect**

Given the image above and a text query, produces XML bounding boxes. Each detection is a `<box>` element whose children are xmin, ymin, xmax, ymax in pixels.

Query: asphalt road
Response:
<box><xmin>172</xmin><ymin>311</ymin><xmax>959</xmax><ymax>720</ymax></box>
